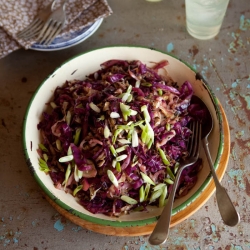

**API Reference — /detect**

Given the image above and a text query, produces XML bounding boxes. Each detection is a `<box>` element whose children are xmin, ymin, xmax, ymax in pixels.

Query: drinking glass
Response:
<box><xmin>185</xmin><ymin>0</ymin><xmax>230</xmax><ymax>40</ymax></box>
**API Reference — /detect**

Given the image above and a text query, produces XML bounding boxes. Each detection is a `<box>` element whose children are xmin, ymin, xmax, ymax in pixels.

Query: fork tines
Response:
<box><xmin>36</xmin><ymin>1</ymin><xmax>66</xmax><ymax>46</ymax></box>
<box><xmin>17</xmin><ymin>19</ymin><xmax>43</xmax><ymax>39</ymax></box>
<box><xmin>37</xmin><ymin>20</ymin><xmax>64</xmax><ymax>45</ymax></box>
<box><xmin>16</xmin><ymin>1</ymin><xmax>56</xmax><ymax>40</ymax></box>
<box><xmin>187</xmin><ymin>120</ymin><xmax>202</xmax><ymax>158</ymax></box>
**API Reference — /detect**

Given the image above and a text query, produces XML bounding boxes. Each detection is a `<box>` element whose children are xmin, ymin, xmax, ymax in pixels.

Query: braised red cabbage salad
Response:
<box><xmin>37</xmin><ymin>59</ymin><xmax>205</xmax><ymax>216</ymax></box>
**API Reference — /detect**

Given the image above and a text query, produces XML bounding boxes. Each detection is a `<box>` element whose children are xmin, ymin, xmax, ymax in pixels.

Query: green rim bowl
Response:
<box><xmin>23</xmin><ymin>46</ymin><xmax>224</xmax><ymax>228</ymax></box>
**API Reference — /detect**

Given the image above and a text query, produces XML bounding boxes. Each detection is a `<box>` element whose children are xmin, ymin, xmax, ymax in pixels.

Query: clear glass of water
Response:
<box><xmin>185</xmin><ymin>0</ymin><xmax>230</xmax><ymax>40</ymax></box>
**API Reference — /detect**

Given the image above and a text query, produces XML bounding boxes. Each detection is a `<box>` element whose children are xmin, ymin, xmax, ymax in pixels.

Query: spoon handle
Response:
<box><xmin>202</xmin><ymin>138</ymin><xmax>240</xmax><ymax>226</ymax></box>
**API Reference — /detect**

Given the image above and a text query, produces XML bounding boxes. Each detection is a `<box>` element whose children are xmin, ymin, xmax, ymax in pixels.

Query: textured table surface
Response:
<box><xmin>0</xmin><ymin>0</ymin><xmax>249</xmax><ymax>249</ymax></box>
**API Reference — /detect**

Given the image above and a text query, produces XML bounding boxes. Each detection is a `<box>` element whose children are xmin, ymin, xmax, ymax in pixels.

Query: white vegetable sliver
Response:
<box><xmin>59</xmin><ymin>155</ymin><xmax>74</xmax><ymax>163</ymax></box>
<box><xmin>110</xmin><ymin>112</ymin><xmax>120</xmax><ymax>118</ymax></box>
<box><xmin>132</xmin><ymin>130</ymin><xmax>139</xmax><ymax>147</ymax></box>
<box><xmin>107</xmin><ymin>170</ymin><xmax>119</xmax><ymax>188</ymax></box>
<box><xmin>89</xmin><ymin>102</ymin><xmax>101</xmax><ymax>113</ymax></box>
<box><xmin>116</xmin><ymin>154</ymin><xmax>128</xmax><ymax>162</ymax></box>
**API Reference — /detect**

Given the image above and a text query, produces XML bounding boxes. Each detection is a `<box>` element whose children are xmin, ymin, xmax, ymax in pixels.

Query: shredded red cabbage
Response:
<box><xmin>37</xmin><ymin>59</ymin><xmax>204</xmax><ymax>216</ymax></box>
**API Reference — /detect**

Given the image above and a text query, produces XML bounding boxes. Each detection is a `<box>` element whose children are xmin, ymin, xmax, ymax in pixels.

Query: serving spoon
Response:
<box><xmin>194</xmin><ymin>96</ymin><xmax>240</xmax><ymax>227</ymax></box>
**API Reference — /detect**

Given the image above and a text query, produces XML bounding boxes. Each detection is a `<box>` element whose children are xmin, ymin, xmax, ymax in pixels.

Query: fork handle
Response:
<box><xmin>148</xmin><ymin>166</ymin><xmax>185</xmax><ymax>245</ymax></box>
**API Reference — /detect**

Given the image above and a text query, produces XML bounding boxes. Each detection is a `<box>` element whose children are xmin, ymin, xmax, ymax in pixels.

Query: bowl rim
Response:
<box><xmin>22</xmin><ymin>45</ymin><xmax>224</xmax><ymax>227</ymax></box>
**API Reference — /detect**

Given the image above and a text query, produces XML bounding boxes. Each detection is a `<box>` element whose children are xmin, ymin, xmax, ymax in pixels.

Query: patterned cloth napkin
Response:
<box><xmin>0</xmin><ymin>0</ymin><xmax>112</xmax><ymax>59</ymax></box>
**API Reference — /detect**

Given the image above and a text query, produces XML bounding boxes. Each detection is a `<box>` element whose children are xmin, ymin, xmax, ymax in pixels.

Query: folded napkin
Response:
<box><xmin>0</xmin><ymin>28</ymin><xmax>20</xmax><ymax>59</ymax></box>
<box><xmin>0</xmin><ymin>0</ymin><xmax>112</xmax><ymax>58</ymax></box>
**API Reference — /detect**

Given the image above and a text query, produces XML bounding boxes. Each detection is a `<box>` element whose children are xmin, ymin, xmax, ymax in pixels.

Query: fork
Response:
<box><xmin>16</xmin><ymin>0</ymin><xmax>56</xmax><ymax>40</ymax></box>
<box><xmin>37</xmin><ymin>0</ymin><xmax>67</xmax><ymax>45</ymax></box>
<box><xmin>148</xmin><ymin>120</ymin><xmax>202</xmax><ymax>245</ymax></box>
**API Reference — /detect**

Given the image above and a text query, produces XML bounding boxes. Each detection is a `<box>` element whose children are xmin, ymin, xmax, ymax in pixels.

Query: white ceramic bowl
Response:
<box><xmin>23</xmin><ymin>46</ymin><xmax>226</xmax><ymax>234</ymax></box>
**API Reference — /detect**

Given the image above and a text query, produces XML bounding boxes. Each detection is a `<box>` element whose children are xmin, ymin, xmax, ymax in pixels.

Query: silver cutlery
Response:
<box><xmin>149</xmin><ymin>120</ymin><xmax>201</xmax><ymax>245</ymax></box>
<box><xmin>195</xmin><ymin>96</ymin><xmax>240</xmax><ymax>227</ymax></box>
<box><xmin>37</xmin><ymin>0</ymin><xmax>67</xmax><ymax>45</ymax></box>
<box><xmin>16</xmin><ymin>0</ymin><xmax>56</xmax><ymax>40</ymax></box>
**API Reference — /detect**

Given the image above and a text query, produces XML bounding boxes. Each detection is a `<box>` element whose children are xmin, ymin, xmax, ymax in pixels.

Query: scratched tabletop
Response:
<box><xmin>0</xmin><ymin>0</ymin><xmax>249</xmax><ymax>249</ymax></box>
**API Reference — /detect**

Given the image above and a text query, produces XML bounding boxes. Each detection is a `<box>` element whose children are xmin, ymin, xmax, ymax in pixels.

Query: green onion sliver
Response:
<box><xmin>159</xmin><ymin>186</ymin><xmax>168</xmax><ymax>207</ymax></box>
<box><xmin>107</xmin><ymin>170</ymin><xmax>119</xmax><ymax>188</ymax></box>
<box><xmin>135</xmin><ymin>80</ymin><xmax>140</xmax><ymax>88</ymax></box>
<box><xmin>74</xmin><ymin>164</ymin><xmax>80</xmax><ymax>182</ymax></box>
<box><xmin>50</xmin><ymin>102</ymin><xmax>57</xmax><ymax>109</ymax></box>
<box><xmin>145</xmin><ymin>120</ymin><xmax>154</xmax><ymax>147</ymax></box>
<box><xmin>158</xmin><ymin>89</ymin><xmax>163</xmax><ymax>96</ymax></box>
<box><xmin>116</xmin><ymin>162</ymin><xmax>121</xmax><ymax>172</ymax></box>
<box><xmin>140</xmin><ymin>172</ymin><xmax>155</xmax><ymax>185</ymax></box>
<box><xmin>74</xmin><ymin>128</ymin><xmax>81</xmax><ymax>145</ymax></box>
<box><xmin>117</xmin><ymin>139</ymin><xmax>131</xmax><ymax>144</ymax></box>
<box><xmin>104</xmin><ymin>125</ymin><xmax>111</xmax><ymax>139</ymax></box>
<box><xmin>112</xmin><ymin>129</ymin><xmax>122</xmax><ymax>144</ymax></box>
<box><xmin>97</xmin><ymin>115</ymin><xmax>105</xmax><ymax>121</ymax></box>
<box><xmin>127</xmin><ymin>94</ymin><xmax>133</xmax><ymax>102</ymax></box>
<box><xmin>90</xmin><ymin>187</ymin><xmax>101</xmax><ymax>200</ymax></box>
<box><xmin>131</xmin><ymin>160</ymin><xmax>138</xmax><ymax>167</ymax></box>
<box><xmin>174</xmin><ymin>162</ymin><xmax>180</xmax><ymax>174</ymax></box>
<box><xmin>43</xmin><ymin>153</ymin><xmax>48</xmax><ymax>162</ymax></box>
<box><xmin>147</xmin><ymin>138</ymin><xmax>153</xmax><ymax>149</ymax></box>
<box><xmin>66</xmin><ymin>110</ymin><xmax>71</xmax><ymax>125</ymax></box>
<box><xmin>39</xmin><ymin>158</ymin><xmax>47</xmax><ymax>166</ymax></box>
<box><xmin>127</xmin><ymin>84</ymin><xmax>132</xmax><ymax>94</ymax></box>
<box><xmin>141</xmin><ymin>123</ymin><xmax>148</xmax><ymax>144</ymax></box>
<box><xmin>132</xmin><ymin>130</ymin><xmax>139</xmax><ymax>147</ymax></box>
<box><xmin>141</xmin><ymin>82</ymin><xmax>152</xmax><ymax>87</ymax></box>
<box><xmin>133</xmin><ymin>120</ymin><xmax>144</xmax><ymax>127</ymax></box>
<box><xmin>116</xmin><ymin>145</ymin><xmax>128</xmax><ymax>153</ymax></box>
<box><xmin>110</xmin><ymin>145</ymin><xmax>117</xmax><ymax>157</ymax></box>
<box><xmin>122</xmin><ymin>92</ymin><xmax>130</xmax><ymax>102</ymax></box>
<box><xmin>121</xmin><ymin>195</ymin><xmax>138</xmax><ymax>205</ymax></box>
<box><xmin>116</xmin><ymin>154</ymin><xmax>127</xmax><ymax>162</ymax></box>
<box><xmin>39</xmin><ymin>158</ymin><xmax>50</xmax><ymax>173</ymax></box>
<box><xmin>166</xmin><ymin>123</ymin><xmax>171</xmax><ymax>131</ymax></box>
<box><xmin>39</xmin><ymin>164</ymin><xmax>50</xmax><ymax>173</ymax></box>
<box><xmin>120</xmin><ymin>103</ymin><xmax>130</xmax><ymax>115</ymax></box>
<box><xmin>67</xmin><ymin>145</ymin><xmax>73</xmax><ymax>155</ymax></box>
<box><xmin>78</xmin><ymin>169</ymin><xmax>83</xmax><ymax>179</ymax></box>
<box><xmin>38</xmin><ymin>143</ymin><xmax>48</xmax><ymax>152</ymax></box>
<box><xmin>59</xmin><ymin>155</ymin><xmax>74</xmax><ymax>163</ymax></box>
<box><xmin>110</xmin><ymin>112</ymin><xmax>120</xmax><ymax>118</ymax></box>
<box><xmin>164</xmin><ymin>178</ymin><xmax>174</xmax><ymax>185</ymax></box>
<box><xmin>141</xmin><ymin>120</ymin><xmax>154</xmax><ymax>149</ymax></box>
<box><xmin>141</xmin><ymin>105</ymin><xmax>151</xmax><ymax>122</ymax></box>
<box><xmin>132</xmin><ymin>155</ymin><xmax>138</xmax><ymax>163</ymax></box>
<box><xmin>89</xmin><ymin>102</ymin><xmax>101</xmax><ymax>113</ymax></box>
<box><xmin>112</xmin><ymin>159</ymin><xmax>117</xmax><ymax>168</ymax></box>
<box><xmin>62</xmin><ymin>164</ymin><xmax>71</xmax><ymax>189</ymax></box>
<box><xmin>158</xmin><ymin>148</ymin><xmax>170</xmax><ymax>166</ymax></box>
<box><xmin>153</xmin><ymin>183</ymin><xmax>166</xmax><ymax>191</ymax></box>
<box><xmin>149</xmin><ymin>189</ymin><xmax>163</xmax><ymax>203</ymax></box>
<box><xmin>117</xmin><ymin>124</ymin><xmax>133</xmax><ymax>130</ymax></box>
<box><xmin>144</xmin><ymin>183</ymin><xmax>151</xmax><ymax>201</ymax></box>
<box><xmin>139</xmin><ymin>185</ymin><xmax>145</xmax><ymax>202</ymax></box>
<box><xmin>56</xmin><ymin>139</ymin><xmax>62</xmax><ymax>151</ymax></box>
<box><xmin>130</xmin><ymin>109</ymin><xmax>137</xmax><ymax>116</ymax></box>
<box><xmin>73</xmin><ymin>185</ymin><xmax>83</xmax><ymax>196</ymax></box>
<box><xmin>166</xmin><ymin>166</ymin><xmax>175</xmax><ymax>180</ymax></box>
